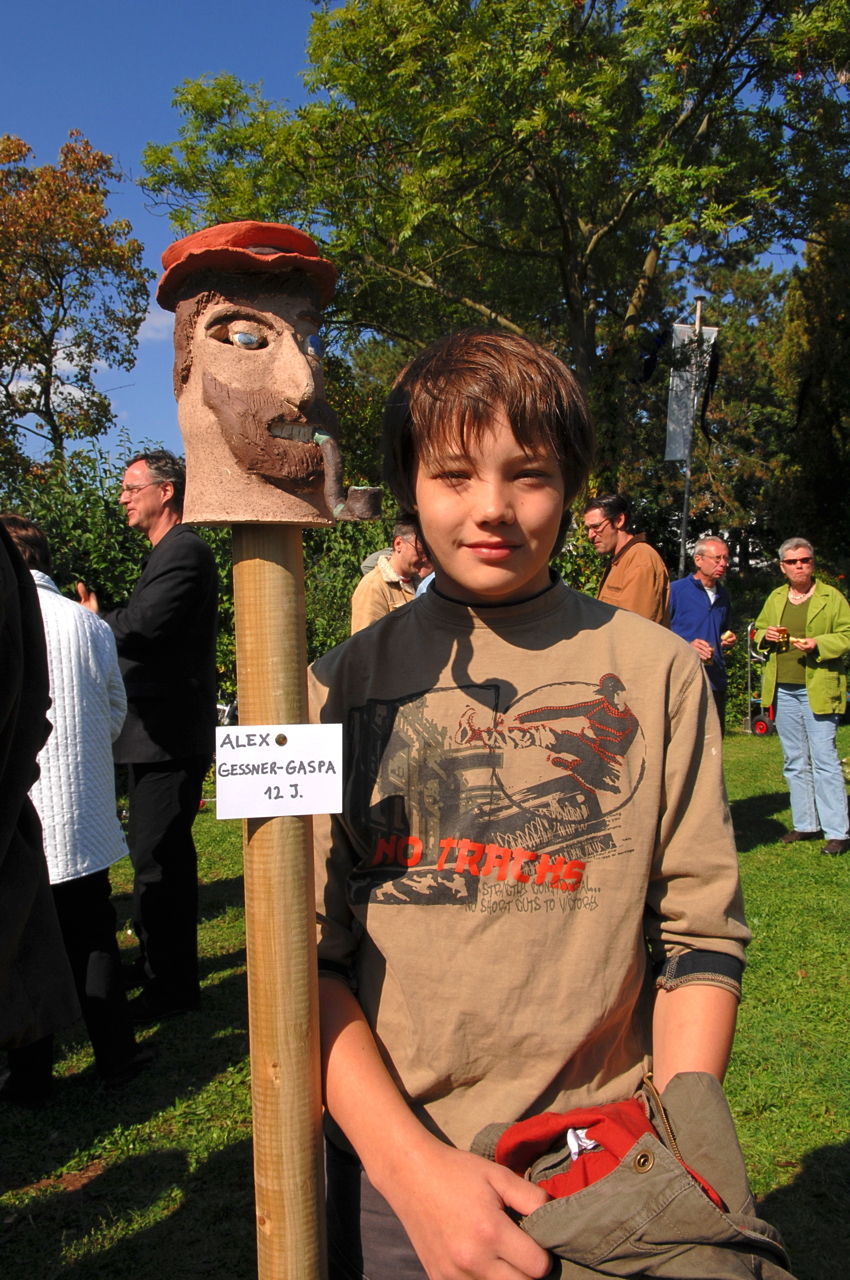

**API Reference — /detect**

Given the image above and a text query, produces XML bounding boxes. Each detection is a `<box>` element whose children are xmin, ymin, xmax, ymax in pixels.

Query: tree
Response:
<box><xmin>142</xmin><ymin>0</ymin><xmax>850</xmax><ymax>462</ymax></box>
<box><xmin>0</xmin><ymin>436</ymin><xmax>237</xmax><ymax>700</ymax></box>
<box><xmin>0</xmin><ymin>132</ymin><xmax>153</xmax><ymax>462</ymax></box>
<box><xmin>773</xmin><ymin>211</ymin><xmax>850</xmax><ymax>563</ymax></box>
<box><xmin>618</xmin><ymin>263</ymin><xmax>796</xmax><ymax>567</ymax></box>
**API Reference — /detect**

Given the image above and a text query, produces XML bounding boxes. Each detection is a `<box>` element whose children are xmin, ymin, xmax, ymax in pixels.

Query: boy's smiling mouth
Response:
<box><xmin>465</xmin><ymin>541</ymin><xmax>520</xmax><ymax>560</ymax></box>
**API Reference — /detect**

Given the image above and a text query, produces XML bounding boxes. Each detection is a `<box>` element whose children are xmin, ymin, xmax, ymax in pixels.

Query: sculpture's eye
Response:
<box><xmin>232</xmin><ymin>329</ymin><xmax>266</xmax><ymax>349</ymax></box>
<box><xmin>304</xmin><ymin>333</ymin><xmax>324</xmax><ymax>360</ymax></box>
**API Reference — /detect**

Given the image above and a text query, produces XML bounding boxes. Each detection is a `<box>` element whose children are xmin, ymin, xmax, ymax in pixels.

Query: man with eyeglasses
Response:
<box><xmin>77</xmin><ymin>450</ymin><xmax>218</xmax><ymax>1021</ymax></box>
<box><xmin>583</xmin><ymin>494</ymin><xmax>670</xmax><ymax>626</ymax></box>
<box><xmin>669</xmin><ymin>538</ymin><xmax>737</xmax><ymax>734</ymax></box>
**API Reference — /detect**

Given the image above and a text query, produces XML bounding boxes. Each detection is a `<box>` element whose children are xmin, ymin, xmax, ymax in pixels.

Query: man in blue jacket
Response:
<box><xmin>670</xmin><ymin>538</ymin><xmax>737</xmax><ymax>734</ymax></box>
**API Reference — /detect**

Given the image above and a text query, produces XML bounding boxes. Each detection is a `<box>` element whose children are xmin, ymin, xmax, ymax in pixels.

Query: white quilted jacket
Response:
<box><xmin>29</xmin><ymin>571</ymin><xmax>129</xmax><ymax>883</ymax></box>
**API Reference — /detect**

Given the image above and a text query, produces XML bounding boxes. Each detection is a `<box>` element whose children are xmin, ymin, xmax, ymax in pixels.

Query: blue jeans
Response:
<box><xmin>775</xmin><ymin>684</ymin><xmax>849</xmax><ymax>839</ymax></box>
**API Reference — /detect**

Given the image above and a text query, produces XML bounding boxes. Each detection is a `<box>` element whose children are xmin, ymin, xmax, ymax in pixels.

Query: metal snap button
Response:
<box><xmin>633</xmin><ymin>1150</ymin><xmax>654</xmax><ymax>1173</ymax></box>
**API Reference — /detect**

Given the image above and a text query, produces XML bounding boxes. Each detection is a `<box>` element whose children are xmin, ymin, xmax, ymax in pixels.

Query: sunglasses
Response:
<box><xmin>781</xmin><ymin>557</ymin><xmax>813</xmax><ymax>566</ymax></box>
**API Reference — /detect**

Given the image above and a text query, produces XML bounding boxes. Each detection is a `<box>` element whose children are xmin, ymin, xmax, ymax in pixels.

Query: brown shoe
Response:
<box><xmin>780</xmin><ymin>830</ymin><xmax>820</xmax><ymax>843</ymax></box>
<box><xmin>822</xmin><ymin>839</ymin><xmax>850</xmax><ymax>856</ymax></box>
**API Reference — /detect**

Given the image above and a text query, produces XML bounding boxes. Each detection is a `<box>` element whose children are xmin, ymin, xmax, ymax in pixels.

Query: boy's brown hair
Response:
<box><xmin>382</xmin><ymin>330</ymin><xmax>595</xmax><ymax>551</ymax></box>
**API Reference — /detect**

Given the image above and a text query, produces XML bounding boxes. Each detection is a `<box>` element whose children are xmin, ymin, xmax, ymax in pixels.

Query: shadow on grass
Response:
<box><xmin>1</xmin><ymin>1141</ymin><xmax>257</xmax><ymax>1280</ymax></box>
<box><xmin>110</xmin><ymin>875</ymin><xmax>245</xmax><ymax>925</ymax></box>
<box><xmin>758</xmin><ymin>1139</ymin><xmax>850</xmax><ymax>1280</ymax></box>
<box><xmin>199</xmin><ymin>947</ymin><xmax>246</xmax><ymax>979</ymax></box>
<box><xmin>0</xmin><ymin>967</ymin><xmax>250</xmax><ymax>1196</ymax></box>
<box><xmin>730</xmin><ymin>791</ymin><xmax>790</xmax><ymax>851</ymax></box>
<box><xmin>199</xmin><ymin>875</ymin><xmax>245</xmax><ymax>921</ymax></box>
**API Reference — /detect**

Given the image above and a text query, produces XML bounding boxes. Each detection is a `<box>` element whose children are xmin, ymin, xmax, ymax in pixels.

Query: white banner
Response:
<box><xmin>665</xmin><ymin>323</ymin><xmax>718</xmax><ymax>461</ymax></box>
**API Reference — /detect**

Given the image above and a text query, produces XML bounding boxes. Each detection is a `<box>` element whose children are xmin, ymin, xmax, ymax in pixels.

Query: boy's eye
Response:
<box><xmin>516</xmin><ymin>462</ymin><xmax>558</xmax><ymax>481</ymax></box>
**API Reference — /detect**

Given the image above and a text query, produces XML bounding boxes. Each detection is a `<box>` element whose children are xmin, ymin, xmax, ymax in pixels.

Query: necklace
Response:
<box><xmin>788</xmin><ymin>583</ymin><xmax>815</xmax><ymax>604</ymax></box>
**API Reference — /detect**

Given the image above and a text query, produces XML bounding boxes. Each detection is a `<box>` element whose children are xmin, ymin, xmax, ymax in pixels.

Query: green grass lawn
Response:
<box><xmin>1</xmin><ymin>731</ymin><xmax>849</xmax><ymax>1279</ymax></box>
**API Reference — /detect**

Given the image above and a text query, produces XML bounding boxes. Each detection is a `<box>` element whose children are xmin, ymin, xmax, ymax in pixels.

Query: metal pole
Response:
<box><xmin>678</xmin><ymin>297</ymin><xmax>704</xmax><ymax>579</ymax></box>
<box><xmin>746</xmin><ymin>618</ymin><xmax>753</xmax><ymax>733</ymax></box>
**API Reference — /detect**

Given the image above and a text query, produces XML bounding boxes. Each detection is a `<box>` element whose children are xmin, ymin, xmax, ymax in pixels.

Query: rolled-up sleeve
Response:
<box><xmin>644</xmin><ymin>656</ymin><xmax>750</xmax><ymax>975</ymax></box>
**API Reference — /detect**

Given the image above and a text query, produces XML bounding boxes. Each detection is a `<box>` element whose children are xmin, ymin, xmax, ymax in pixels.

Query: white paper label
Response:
<box><xmin>214</xmin><ymin>724</ymin><xmax>342</xmax><ymax>819</ymax></box>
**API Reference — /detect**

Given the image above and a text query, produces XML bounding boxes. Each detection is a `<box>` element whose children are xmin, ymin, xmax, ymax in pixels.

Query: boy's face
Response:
<box><xmin>413</xmin><ymin>410</ymin><xmax>566</xmax><ymax>605</ymax></box>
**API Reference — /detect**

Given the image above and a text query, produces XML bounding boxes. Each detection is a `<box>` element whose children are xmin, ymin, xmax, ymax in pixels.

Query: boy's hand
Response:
<box><xmin>319</xmin><ymin>977</ymin><xmax>551</xmax><ymax>1279</ymax></box>
<box><xmin>384</xmin><ymin>1141</ymin><xmax>552</xmax><ymax>1280</ymax></box>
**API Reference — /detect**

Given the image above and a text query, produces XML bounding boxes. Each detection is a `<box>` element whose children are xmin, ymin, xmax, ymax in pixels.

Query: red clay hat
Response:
<box><xmin>156</xmin><ymin>220</ymin><xmax>337</xmax><ymax>311</ymax></box>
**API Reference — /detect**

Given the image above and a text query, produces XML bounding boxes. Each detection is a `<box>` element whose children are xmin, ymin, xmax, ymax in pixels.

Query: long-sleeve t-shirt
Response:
<box><xmin>310</xmin><ymin>578</ymin><xmax>748</xmax><ymax>1152</ymax></box>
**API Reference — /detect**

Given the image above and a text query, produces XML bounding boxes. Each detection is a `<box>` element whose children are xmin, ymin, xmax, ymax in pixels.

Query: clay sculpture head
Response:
<box><xmin>157</xmin><ymin>221</ymin><xmax>378</xmax><ymax>525</ymax></box>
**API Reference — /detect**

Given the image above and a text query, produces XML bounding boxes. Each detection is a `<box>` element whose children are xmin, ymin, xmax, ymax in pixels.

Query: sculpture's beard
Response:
<box><xmin>201</xmin><ymin>368</ymin><xmax>340</xmax><ymax>490</ymax></box>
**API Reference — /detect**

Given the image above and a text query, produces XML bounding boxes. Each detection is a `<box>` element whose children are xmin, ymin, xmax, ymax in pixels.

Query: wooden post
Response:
<box><xmin>232</xmin><ymin>523</ymin><xmax>326</xmax><ymax>1280</ymax></box>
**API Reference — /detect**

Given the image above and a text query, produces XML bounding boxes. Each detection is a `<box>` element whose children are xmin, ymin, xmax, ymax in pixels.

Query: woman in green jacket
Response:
<box><xmin>754</xmin><ymin>537</ymin><xmax>850</xmax><ymax>856</ymax></box>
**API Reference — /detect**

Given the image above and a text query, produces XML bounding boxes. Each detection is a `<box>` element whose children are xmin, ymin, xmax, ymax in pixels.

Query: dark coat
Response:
<box><xmin>104</xmin><ymin>524</ymin><xmax>218</xmax><ymax>763</ymax></box>
<box><xmin>0</xmin><ymin>525</ymin><xmax>80</xmax><ymax>1049</ymax></box>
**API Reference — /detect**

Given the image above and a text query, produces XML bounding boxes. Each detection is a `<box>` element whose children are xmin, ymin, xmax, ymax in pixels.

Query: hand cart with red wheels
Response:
<box><xmin>745</xmin><ymin>621</ymin><xmax>776</xmax><ymax>735</ymax></box>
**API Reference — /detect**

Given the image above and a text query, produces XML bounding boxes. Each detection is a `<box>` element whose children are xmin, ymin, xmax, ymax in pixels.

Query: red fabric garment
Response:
<box><xmin>494</xmin><ymin>1099</ymin><xmax>726</xmax><ymax>1210</ymax></box>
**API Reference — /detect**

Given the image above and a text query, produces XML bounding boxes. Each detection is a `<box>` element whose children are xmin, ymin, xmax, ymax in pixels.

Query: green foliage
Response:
<box><xmin>202</xmin><ymin>527</ymin><xmax>236</xmax><ymax>702</ymax></box>
<box><xmin>143</xmin><ymin>0</ymin><xmax>850</xmax><ymax>411</ymax></box>
<box><xmin>139</xmin><ymin>1</ymin><xmax>850</xmax><ymax>559</ymax></box>
<box><xmin>322</xmin><ymin>352</ymin><xmax>387</xmax><ymax>488</ymax></box>
<box><xmin>0</xmin><ymin>439</ymin><xmax>237</xmax><ymax>702</ymax></box>
<box><xmin>554</xmin><ymin>523</ymin><xmax>604</xmax><ymax>596</ymax></box>
<box><xmin>1</xmin><ymin>441</ymin><xmax>148</xmax><ymax>607</ymax></box>
<box><xmin>303</xmin><ymin>511</ymin><xmax>400</xmax><ymax>660</ymax></box>
<box><xmin>584</xmin><ymin>262</ymin><xmax>796</xmax><ymax>568</ymax></box>
<box><xmin>772</xmin><ymin>211</ymin><xmax>850</xmax><ymax>564</ymax></box>
<box><xmin>0</xmin><ymin>133</ymin><xmax>153</xmax><ymax>462</ymax></box>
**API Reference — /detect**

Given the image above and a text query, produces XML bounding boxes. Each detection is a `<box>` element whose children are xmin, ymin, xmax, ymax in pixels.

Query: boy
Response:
<box><xmin>309</xmin><ymin>331</ymin><xmax>749</xmax><ymax>1280</ymax></box>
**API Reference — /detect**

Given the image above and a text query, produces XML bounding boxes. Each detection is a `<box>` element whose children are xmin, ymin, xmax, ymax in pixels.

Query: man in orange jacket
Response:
<box><xmin>584</xmin><ymin>494</ymin><xmax>670</xmax><ymax>627</ymax></box>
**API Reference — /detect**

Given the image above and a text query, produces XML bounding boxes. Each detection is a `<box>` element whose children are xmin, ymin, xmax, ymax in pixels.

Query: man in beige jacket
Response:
<box><xmin>584</xmin><ymin>494</ymin><xmax>670</xmax><ymax>627</ymax></box>
<box><xmin>351</xmin><ymin>522</ymin><xmax>429</xmax><ymax>633</ymax></box>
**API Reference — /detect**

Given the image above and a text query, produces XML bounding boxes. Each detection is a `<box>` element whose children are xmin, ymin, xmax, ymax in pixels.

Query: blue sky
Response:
<box><xmin>2</xmin><ymin>0</ymin><xmax>317</xmax><ymax>458</ymax></box>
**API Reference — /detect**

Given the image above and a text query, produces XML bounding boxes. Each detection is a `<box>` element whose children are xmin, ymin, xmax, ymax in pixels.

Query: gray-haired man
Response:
<box><xmin>669</xmin><ymin>537</ymin><xmax>737</xmax><ymax>732</ymax></box>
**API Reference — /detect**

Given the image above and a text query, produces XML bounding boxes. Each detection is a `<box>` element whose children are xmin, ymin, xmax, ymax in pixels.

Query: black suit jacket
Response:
<box><xmin>104</xmin><ymin>524</ymin><xmax>218</xmax><ymax>763</ymax></box>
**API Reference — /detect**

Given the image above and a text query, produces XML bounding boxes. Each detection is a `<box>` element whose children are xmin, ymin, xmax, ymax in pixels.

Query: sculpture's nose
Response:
<box><xmin>276</xmin><ymin>331</ymin><xmax>317</xmax><ymax>412</ymax></box>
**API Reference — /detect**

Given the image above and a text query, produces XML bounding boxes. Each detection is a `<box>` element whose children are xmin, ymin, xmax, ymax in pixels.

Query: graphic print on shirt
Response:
<box><xmin>345</xmin><ymin>674</ymin><xmax>645</xmax><ymax>907</ymax></box>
